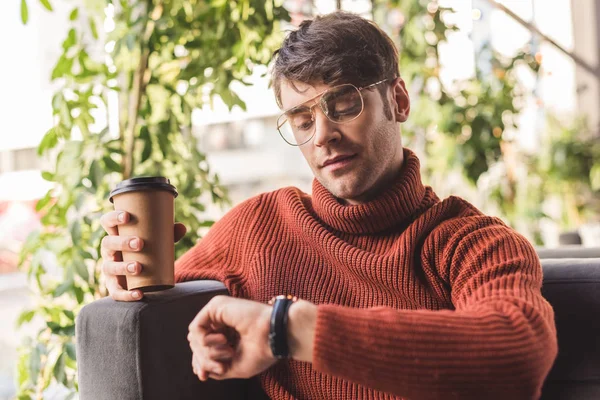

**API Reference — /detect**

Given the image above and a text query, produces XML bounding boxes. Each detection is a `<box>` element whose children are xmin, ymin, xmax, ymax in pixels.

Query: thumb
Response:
<box><xmin>174</xmin><ymin>223</ymin><xmax>187</xmax><ymax>243</ymax></box>
<box><xmin>190</xmin><ymin>296</ymin><xmax>231</xmax><ymax>333</ymax></box>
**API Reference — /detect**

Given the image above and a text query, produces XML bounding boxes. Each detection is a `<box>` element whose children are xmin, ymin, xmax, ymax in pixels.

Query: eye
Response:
<box><xmin>334</xmin><ymin>101</ymin><xmax>359</xmax><ymax>114</ymax></box>
<box><xmin>289</xmin><ymin>113</ymin><xmax>314</xmax><ymax>131</ymax></box>
<box><xmin>324</xmin><ymin>88</ymin><xmax>362</xmax><ymax>118</ymax></box>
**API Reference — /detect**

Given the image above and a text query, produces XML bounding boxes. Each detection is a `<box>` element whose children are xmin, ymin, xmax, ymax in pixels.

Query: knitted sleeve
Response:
<box><xmin>312</xmin><ymin>216</ymin><xmax>558</xmax><ymax>400</ymax></box>
<box><xmin>174</xmin><ymin>196</ymin><xmax>261</xmax><ymax>298</ymax></box>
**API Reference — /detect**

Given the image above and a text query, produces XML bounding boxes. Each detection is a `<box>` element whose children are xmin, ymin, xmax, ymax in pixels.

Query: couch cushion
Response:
<box><xmin>540</xmin><ymin>258</ymin><xmax>600</xmax><ymax>399</ymax></box>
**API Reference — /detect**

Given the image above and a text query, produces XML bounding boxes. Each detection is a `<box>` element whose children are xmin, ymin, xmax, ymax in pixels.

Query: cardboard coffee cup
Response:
<box><xmin>109</xmin><ymin>177</ymin><xmax>178</xmax><ymax>292</ymax></box>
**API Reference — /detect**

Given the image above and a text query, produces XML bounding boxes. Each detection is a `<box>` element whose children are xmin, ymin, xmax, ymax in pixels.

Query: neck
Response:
<box><xmin>310</xmin><ymin>147</ymin><xmax>435</xmax><ymax>234</ymax></box>
<box><xmin>341</xmin><ymin>146</ymin><xmax>405</xmax><ymax>206</ymax></box>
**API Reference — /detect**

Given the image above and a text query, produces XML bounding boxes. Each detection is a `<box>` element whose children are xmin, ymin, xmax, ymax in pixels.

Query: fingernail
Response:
<box><xmin>132</xmin><ymin>291</ymin><xmax>140</xmax><ymax>299</ymax></box>
<box><xmin>129</xmin><ymin>238</ymin><xmax>139</xmax><ymax>249</ymax></box>
<box><xmin>117</xmin><ymin>212</ymin><xmax>125</xmax><ymax>222</ymax></box>
<box><xmin>127</xmin><ymin>262</ymin><xmax>136</xmax><ymax>273</ymax></box>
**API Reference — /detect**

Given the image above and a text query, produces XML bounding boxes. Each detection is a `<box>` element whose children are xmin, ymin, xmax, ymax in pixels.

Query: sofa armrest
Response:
<box><xmin>536</xmin><ymin>247</ymin><xmax>600</xmax><ymax>259</ymax></box>
<box><xmin>76</xmin><ymin>280</ymin><xmax>248</xmax><ymax>400</ymax></box>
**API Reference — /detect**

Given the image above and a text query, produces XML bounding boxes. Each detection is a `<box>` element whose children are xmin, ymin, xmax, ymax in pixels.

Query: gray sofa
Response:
<box><xmin>76</xmin><ymin>250</ymin><xmax>600</xmax><ymax>399</ymax></box>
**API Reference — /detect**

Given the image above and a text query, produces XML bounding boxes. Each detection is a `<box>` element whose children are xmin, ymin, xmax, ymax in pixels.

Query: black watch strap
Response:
<box><xmin>269</xmin><ymin>295</ymin><xmax>297</xmax><ymax>359</ymax></box>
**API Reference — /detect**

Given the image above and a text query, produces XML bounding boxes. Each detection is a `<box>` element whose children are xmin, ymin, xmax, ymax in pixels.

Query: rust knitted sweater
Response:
<box><xmin>175</xmin><ymin>148</ymin><xmax>558</xmax><ymax>400</ymax></box>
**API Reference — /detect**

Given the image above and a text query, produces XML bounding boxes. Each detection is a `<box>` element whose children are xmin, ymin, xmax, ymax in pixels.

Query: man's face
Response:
<box><xmin>278</xmin><ymin>78</ymin><xmax>409</xmax><ymax>204</ymax></box>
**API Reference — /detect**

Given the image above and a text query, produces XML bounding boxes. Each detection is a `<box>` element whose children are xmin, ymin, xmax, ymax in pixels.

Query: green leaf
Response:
<box><xmin>88</xmin><ymin>159</ymin><xmax>102</xmax><ymax>188</ymax></box>
<box><xmin>21</xmin><ymin>0</ymin><xmax>29</xmax><ymax>24</ymax></box>
<box><xmin>69</xmin><ymin>8</ymin><xmax>78</xmax><ymax>21</ymax></box>
<box><xmin>37</xmin><ymin>128</ymin><xmax>59</xmax><ymax>155</ymax></box>
<box><xmin>53</xmin><ymin>352</ymin><xmax>66</xmax><ymax>384</ymax></box>
<box><xmin>140</xmin><ymin>126</ymin><xmax>152</xmax><ymax>162</ymax></box>
<box><xmin>39</xmin><ymin>0</ymin><xmax>53</xmax><ymax>11</ymax></box>
<box><xmin>75</xmin><ymin>261</ymin><xmax>89</xmax><ymax>281</ymax></box>
<box><xmin>17</xmin><ymin>347</ymin><xmax>32</xmax><ymax>391</ymax></box>
<box><xmin>89</xmin><ymin>18</ymin><xmax>98</xmax><ymax>40</ymax></box>
<box><xmin>65</xmin><ymin>343</ymin><xmax>77</xmax><ymax>361</ymax></box>
<box><xmin>103</xmin><ymin>155</ymin><xmax>122</xmax><ymax>172</ymax></box>
<box><xmin>35</xmin><ymin>191</ymin><xmax>53</xmax><ymax>212</ymax></box>
<box><xmin>29</xmin><ymin>344</ymin><xmax>43</xmax><ymax>380</ymax></box>
<box><xmin>70</xmin><ymin>220</ymin><xmax>82</xmax><ymax>245</ymax></box>
<box><xmin>78</xmin><ymin>249</ymin><xmax>94</xmax><ymax>260</ymax></box>
<box><xmin>63</xmin><ymin>29</ymin><xmax>77</xmax><ymax>50</ymax></box>
<box><xmin>53</xmin><ymin>279</ymin><xmax>73</xmax><ymax>297</ymax></box>
<box><xmin>51</xmin><ymin>55</ymin><xmax>74</xmax><ymax>80</ymax></box>
<box><xmin>591</xmin><ymin>164</ymin><xmax>600</xmax><ymax>191</ymax></box>
<box><xmin>125</xmin><ymin>34</ymin><xmax>135</xmax><ymax>51</ymax></box>
<box><xmin>48</xmin><ymin>322</ymin><xmax>75</xmax><ymax>336</ymax></box>
<box><xmin>16</xmin><ymin>310</ymin><xmax>36</xmax><ymax>328</ymax></box>
<box><xmin>106</xmin><ymin>139</ymin><xmax>125</xmax><ymax>154</ymax></box>
<box><xmin>63</xmin><ymin>310</ymin><xmax>75</xmax><ymax>320</ymax></box>
<box><xmin>157</xmin><ymin>132</ymin><xmax>170</xmax><ymax>157</ymax></box>
<box><xmin>41</xmin><ymin>171</ymin><xmax>54</xmax><ymax>181</ymax></box>
<box><xmin>73</xmin><ymin>286</ymin><xmax>84</xmax><ymax>304</ymax></box>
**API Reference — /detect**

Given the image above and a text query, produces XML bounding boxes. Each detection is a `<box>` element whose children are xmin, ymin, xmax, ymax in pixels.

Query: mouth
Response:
<box><xmin>321</xmin><ymin>154</ymin><xmax>357</xmax><ymax>171</ymax></box>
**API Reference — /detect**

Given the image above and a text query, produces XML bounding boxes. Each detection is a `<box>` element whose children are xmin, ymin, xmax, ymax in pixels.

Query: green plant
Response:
<box><xmin>15</xmin><ymin>0</ymin><xmax>288</xmax><ymax>398</ymax></box>
<box><xmin>373</xmin><ymin>1</ymin><xmax>540</xmax><ymax>179</ymax></box>
<box><xmin>380</xmin><ymin>1</ymin><xmax>599</xmax><ymax>242</ymax></box>
<box><xmin>536</xmin><ymin>115</ymin><xmax>600</xmax><ymax>230</ymax></box>
<box><xmin>373</xmin><ymin>0</ymin><xmax>544</xmax><ymax>235</ymax></box>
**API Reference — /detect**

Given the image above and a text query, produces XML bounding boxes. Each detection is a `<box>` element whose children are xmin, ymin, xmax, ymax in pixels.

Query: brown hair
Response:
<box><xmin>271</xmin><ymin>11</ymin><xmax>399</xmax><ymax>114</ymax></box>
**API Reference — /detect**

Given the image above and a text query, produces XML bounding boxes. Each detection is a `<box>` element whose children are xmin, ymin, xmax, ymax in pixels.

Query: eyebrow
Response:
<box><xmin>285</xmin><ymin>105</ymin><xmax>313</xmax><ymax>117</ymax></box>
<box><xmin>282</xmin><ymin>86</ymin><xmax>330</xmax><ymax>114</ymax></box>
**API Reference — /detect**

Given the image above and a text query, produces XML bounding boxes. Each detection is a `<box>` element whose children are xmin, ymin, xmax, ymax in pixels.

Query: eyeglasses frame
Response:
<box><xmin>276</xmin><ymin>78</ymin><xmax>393</xmax><ymax>146</ymax></box>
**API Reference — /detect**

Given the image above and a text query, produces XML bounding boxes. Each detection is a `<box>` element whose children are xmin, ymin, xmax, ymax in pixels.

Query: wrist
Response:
<box><xmin>268</xmin><ymin>295</ymin><xmax>297</xmax><ymax>359</ymax></box>
<box><xmin>287</xmin><ymin>300</ymin><xmax>317</xmax><ymax>363</ymax></box>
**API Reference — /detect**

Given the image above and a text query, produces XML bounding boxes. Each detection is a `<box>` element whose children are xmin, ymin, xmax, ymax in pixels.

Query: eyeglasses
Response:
<box><xmin>276</xmin><ymin>79</ymin><xmax>391</xmax><ymax>146</ymax></box>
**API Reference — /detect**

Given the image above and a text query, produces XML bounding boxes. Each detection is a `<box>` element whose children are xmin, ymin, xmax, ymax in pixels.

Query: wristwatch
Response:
<box><xmin>268</xmin><ymin>295</ymin><xmax>298</xmax><ymax>359</ymax></box>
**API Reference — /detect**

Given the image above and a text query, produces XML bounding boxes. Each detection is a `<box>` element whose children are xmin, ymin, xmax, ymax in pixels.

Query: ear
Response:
<box><xmin>391</xmin><ymin>77</ymin><xmax>410</xmax><ymax>123</ymax></box>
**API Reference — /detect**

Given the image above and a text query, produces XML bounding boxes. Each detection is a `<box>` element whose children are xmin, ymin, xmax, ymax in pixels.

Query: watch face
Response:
<box><xmin>268</xmin><ymin>294</ymin><xmax>298</xmax><ymax>305</ymax></box>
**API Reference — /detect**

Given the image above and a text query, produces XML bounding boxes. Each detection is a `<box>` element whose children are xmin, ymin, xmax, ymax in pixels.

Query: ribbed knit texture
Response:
<box><xmin>175</xmin><ymin>148</ymin><xmax>558</xmax><ymax>400</ymax></box>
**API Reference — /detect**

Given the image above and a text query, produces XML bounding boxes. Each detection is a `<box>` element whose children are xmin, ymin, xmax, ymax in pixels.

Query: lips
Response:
<box><xmin>321</xmin><ymin>154</ymin><xmax>356</xmax><ymax>168</ymax></box>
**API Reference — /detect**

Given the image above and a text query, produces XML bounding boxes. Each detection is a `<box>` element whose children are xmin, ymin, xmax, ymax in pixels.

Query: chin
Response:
<box><xmin>323</xmin><ymin>177</ymin><xmax>366</xmax><ymax>202</ymax></box>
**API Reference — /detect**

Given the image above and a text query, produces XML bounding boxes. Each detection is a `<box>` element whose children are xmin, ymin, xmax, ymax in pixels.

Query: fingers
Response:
<box><xmin>174</xmin><ymin>223</ymin><xmax>187</xmax><ymax>243</ymax></box>
<box><xmin>101</xmin><ymin>235</ymin><xmax>144</xmax><ymax>253</ymax></box>
<box><xmin>105</xmin><ymin>276</ymin><xmax>143</xmax><ymax>302</ymax></box>
<box><xmin>101</xmin><ymin>236</ymin><xmax>143</xmax><ymax>263</ymax></box>
<box><xmin>203</xmin><ymin>332</ymin><xmax>228</xmax><ymax>347</ymax></box>
<box><xmin>189</xmin><ymin>331</ymin><xmax>233</xmax><ymax>379</ymax></box>
<box><xmin>102</xmin><ymin>260</ymin><xmax>142</xmax><ymax>277</ymax></box>
<box><xmin>100</xmin><ymin>210</ymin><xmax>145</xmax><ymax>302</ymax></box>
<box><xmin>192</xmin><ymin>354</ymin><xmax>227</xmax><ymax>381</ymax></box>
<box><xmin>207</xmin><ymin>344</ymin><xmax>234</xmax><ymax>361</ymax></box>
<box><xmin>100</xmin><ymin>211</ymin><xmax>130</xmax><ymax>235</ymax></box>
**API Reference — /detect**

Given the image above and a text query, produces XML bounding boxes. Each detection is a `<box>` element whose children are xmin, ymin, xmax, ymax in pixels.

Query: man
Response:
<box><xmin>100</xmin><ymin>11</ymin><xmax>557</xmax><ymax>400</ymax></box>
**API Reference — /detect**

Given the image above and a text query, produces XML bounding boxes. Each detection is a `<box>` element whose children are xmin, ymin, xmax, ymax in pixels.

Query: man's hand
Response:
<box><xmin>99</xmin><ymin>210</ymin><xmax>187</xmax><ymax>301</ymax></box>
<box><xmin>187</xmin><ymin>296</ymin><xmax>276</xmax><ymax>381</ymax></box>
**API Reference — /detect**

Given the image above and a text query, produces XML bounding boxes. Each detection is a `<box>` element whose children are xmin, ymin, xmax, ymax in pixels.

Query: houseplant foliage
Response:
<box><xmin>372</xmin><ymin>0</ymin><xmax>600</xmax><ymax>242</ymax></box>
<box><xmin>534</xmin><ymin>115</ymin><xmax>600</xmax><ymax>231</ymax></box>
<box><xmin>379</xmin><ymin>1</ymin><xmax>539</xmax><ymax>189</ymax></box>
<box><xmin>16</xmin><ymin>0</ymin><xmax>288</xmax><ymax>398</ymax></box>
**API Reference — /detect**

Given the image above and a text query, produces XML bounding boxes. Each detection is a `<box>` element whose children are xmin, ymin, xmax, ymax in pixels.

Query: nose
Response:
<box><xmin>312</xmin><ymin>107</ymin><xmax>341</xmax><ymax>147</ymax></box>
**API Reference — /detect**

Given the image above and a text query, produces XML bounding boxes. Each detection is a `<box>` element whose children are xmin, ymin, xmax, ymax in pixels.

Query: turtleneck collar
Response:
<box><xmin>311</xmin><ymin>148</ymin><xmax>432</xmax><ymax>234</ymax></box>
